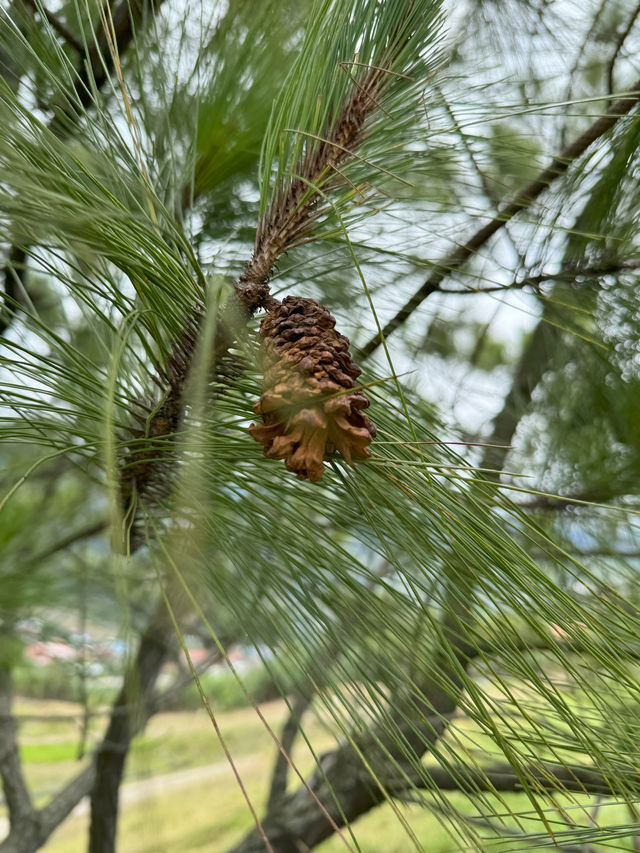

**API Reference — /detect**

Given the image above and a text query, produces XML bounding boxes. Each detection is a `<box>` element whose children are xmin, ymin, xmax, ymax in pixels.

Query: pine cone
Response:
<box><xmin>249</xmin><ymin>296</ymin><xmax>376</xmax><ymax>482</ymax></box>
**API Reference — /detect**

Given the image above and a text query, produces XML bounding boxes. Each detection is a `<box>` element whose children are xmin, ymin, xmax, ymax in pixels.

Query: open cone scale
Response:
<box><xmin>249</xmin><ymin>296</ymin><xmax>376</xmax><ymax>482</ymax></box>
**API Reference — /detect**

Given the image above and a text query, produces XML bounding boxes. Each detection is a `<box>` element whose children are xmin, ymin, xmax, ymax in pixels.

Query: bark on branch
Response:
<box><xmin>265</xmin><ymin>693</ymin><xmax>313</xmax><ymax>816</ymax></box>
<box><xmin>406</xmin><ymin>761</ymin><xmax>640</xmax><ymax>796</ymax></box>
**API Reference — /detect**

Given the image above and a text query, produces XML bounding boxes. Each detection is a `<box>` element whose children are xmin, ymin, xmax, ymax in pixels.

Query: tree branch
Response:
<box><xmin>406</xmin><ymin>761</ymin><xmax>640</xmax><ymax>797</ymax></box>
<box><xmin>606</xmin><ymin>1</ymin><xmax>640</xmax><ymax>99</ymax></box>
<box><xmin>229</xmin><ymin>268</ymin><xmax>562</xmax><ymax>852</ymax></box>
<box><xmin>437</xmin><ymin>259</ymin><xmax>640</xmax><ymax>295</ymax></box>
<box><xmin>358</xmin><ymin>79</ymin><xmax>640</xmax><ymax>359</ymax></box>
<box><xmin>25</xmin><ymin>518</ymin><xmax>108</xmax><ymax>565</ymax></box>
<box><xmin>57</xmin><ymin>0</ymin><xmax>157</xmax><ymax>121</ymax></box>
<box><xmin>21</xmin><ymin>0</ymin><xmax>84</xmax><ymax>54</ymax></box>
<box><xmin>1</xmin><ymin>0</ymin><xmax>167</xmax><ymax>337</ymax></box>
<box><xmin>0</xmin><ymin>247</ymin><xmax>26</xmax><ymax>337</ymax></box>
<box><xmin>265</xmin><ymin>693</ymin><xmax>313</xmax><ymax>816</ymax></box>
<box><xmin>516</xmin><ymin>487</ymin><xmax>626</xmax><ymax>511</ymax></box>
<box><xmin>229</xmin><ymin>592</ymin><xmax>477</xmax><ymax>853</ymax></box>
<box><xmin>118</xmin><ymin>29</ymin><xmax>425</xmax><ymax>542</ymax></box>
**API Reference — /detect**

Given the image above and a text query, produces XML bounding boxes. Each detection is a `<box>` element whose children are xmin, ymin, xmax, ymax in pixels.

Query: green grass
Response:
<box><xmin>20</xmin><ymin>742</ymin><xmax>80</xmax><ymax>763</ymax></box>
<box><xmin>42</xmin><ymin>699</ymin><xmax>338</xmax><ymax>853</ymax></box>
<box><xmin>6</xmin><ymin>697</ymin><xmax>638</xmax><ymax>852</ymax></box>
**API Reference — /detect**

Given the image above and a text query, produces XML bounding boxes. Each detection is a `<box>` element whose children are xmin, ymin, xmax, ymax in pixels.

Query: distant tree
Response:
<box><xmin>2</xmin><ymin>1</ymin><xmax>640</xmax><ymax>852</ymax></box>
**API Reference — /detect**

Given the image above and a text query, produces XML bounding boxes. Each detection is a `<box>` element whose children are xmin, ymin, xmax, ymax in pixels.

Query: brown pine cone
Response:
<box><xmin>249</xmin><ymin>296</ymin><xmax>376</xmax><ymax>482</ymax></box>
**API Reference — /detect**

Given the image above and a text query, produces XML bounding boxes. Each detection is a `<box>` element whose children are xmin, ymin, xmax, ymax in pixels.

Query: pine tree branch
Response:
<box><xmin>0</xmin><ymin>247</ymin><xmax>26</xmax><ymax>337</ymax></box>
<box><xmin>34</xmin><ymin>765</ymin><xmax>96</xmax><ymax>847</ymax></box>
<box><xmin>606</xmin><ymin>2</ymin><xmax>640</xmax><ymax>99</ymax></box>
<box><xmin>119</xmin><ymin>30</ymin><xmax>417</xmax><ymax>541</ymax></box>
<box><xmin>25</xmin><ymin>518</ymin><xmax>108</xmax><ymax>565</ymax></box>
<box><xmin>221</xmin><ymin>758</ymin><xmax>640</xmax><ymax>853</ymax></box>
<box><xmin>516</xmin><ymin>488</ymin><xmax>628</xmax><ymax>511</ymax></box>
<box><xmin>0</xmin><ymin>0</ymin><xmax>167</xmax><ymax>337</ymax></box>
<box><xmin>408</xmin><ymin>760</ymin><xmax>640</xmax><ymax>797</ymax></box>
<box><xmin>237</xmin><ymin>62</ymin><xmax>392</xmax><ymax>309</ymax></box>
<box><xmin>436</xmin><ymin>259</ymin><xmax>640</xmax><ymax>295</ymax></box>
<box><xmin>480</xmin><ymin>314</ymin><xmax>559</xmax><ymax>477</ymax></box>
<box><xmin>229</xmin><ymin>593</ymin><xmax>476</xmax><ymax>853</ymax></box>
<box><xmin>60</xmin><ymin>0</ymin><xmax>157</xmax><ymax>120</ymax></box>
<box><xmin>21</xmin><ymin>0</ymin><xmax>84</xmax><ymax>54</ymax></box>
<box><xmin>229</xmin><ymin>271</ymin><xmax>560</xmax><ymax>852</ymax></box>
<box><xmin>357</xmin><ymin>78</ymin><xmax>640</xmax><ymax>359</ymax></box>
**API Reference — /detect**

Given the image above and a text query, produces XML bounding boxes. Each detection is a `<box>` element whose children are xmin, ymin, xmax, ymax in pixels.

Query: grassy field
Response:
<box><xmin>3</xmin><ymin>697</ymin><xmax>636</xmax><ymax>852</ymax></box>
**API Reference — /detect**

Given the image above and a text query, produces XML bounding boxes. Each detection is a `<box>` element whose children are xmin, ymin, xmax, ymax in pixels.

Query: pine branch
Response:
<box><xmin>237</xmin><ymin>62</ymin><xmax>391</xmax><ymax>309</ymax></box>
<box><xmin>229</xmin><ymin>592</ymin><xmax>476</xmax><ymax>853</ymax></box>
<box><xmin>516</xmin><ymin>488</ymin><xmax>627</xmax><ymax>511</ymax></box>
<box><xmin>0</xmin><ymin>0</ymin><xmax>167</xmax><ymax>337</ymax></box>
<box><xmin>357</xmin><ymin>78</ymin><xmax>640</xmax><ymax>359</ymax></box>
<box><xmin>400</xmin><ymin>761</ymin><xmax>640</xmax><ymax>796</ymax></box>
<box><xmin>230</xmin><ymin>257</ymin><xmax>559</xmax><ymax>852</ymax></box>
<box><xmin>24</xmin><ymin>518</ymin><xmax>108</xmax><ymax>564</ymax></box>
<box><xmin>606</xmin><ymin>2</ymin><xmax>640</xmax><ymax>99</ymax></box>
<box><xmin>58</xmin><ymin>0</ymin><xmax>157</xmax><ymax>122</ymax></box>
<box><xmin>436</xmin><ymin>259</ymin><xmax>640</xmax><ymax>295</ymax></box>
<box><xmin>21</xmin><ymin>0</ymin><xmax>84</xmax><ymax>54</ymax></box>
<box><xmin>120</xmin><ymin>28</ymin><xmax>418</xmax><ymax>540</ymax></box>
<box><xmin>0</xmin><ymin>247</ymin><xmax>26</xmax><ymax>336</ymax></box>
<box><xmin>480</xmin><ymin>312</ymin><xmax>559</xmax><ymax>477</ymax></box>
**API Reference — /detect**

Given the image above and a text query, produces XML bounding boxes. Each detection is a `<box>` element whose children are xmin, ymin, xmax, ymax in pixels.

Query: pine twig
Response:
<box><xmin>120</xmin><ymin>42</ymin><xmax>410</xmax><ymax>536</ymax></box>
<box><xmin>436</xmin><ymin>259</ymin><xmax>640</xmax><ymax>295</ymax></box>
<box><xmin>237</xmin><ymin>63</ymin><xmax>389</xmax><ymax>309</ymax></box>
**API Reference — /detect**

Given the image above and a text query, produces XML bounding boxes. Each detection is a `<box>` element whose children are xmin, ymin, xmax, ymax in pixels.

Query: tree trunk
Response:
<box><xmin>0</xmin><ymin>667</ymin><xmax>41</xmax><ymax>853</ymax></box>
<box><xmin>87</xmin><ymin>598</ymin><xmax>174</xmax><ymax>853</ymax></box>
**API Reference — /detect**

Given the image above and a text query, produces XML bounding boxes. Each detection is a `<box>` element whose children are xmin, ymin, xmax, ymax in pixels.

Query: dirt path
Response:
<box><xmin>0</xmin><ymin>755</ymin><xmax>256</xmax><ymax>841</ymax></box>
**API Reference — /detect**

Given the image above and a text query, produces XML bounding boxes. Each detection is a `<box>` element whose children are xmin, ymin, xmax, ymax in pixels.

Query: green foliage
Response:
<box><xmin>486</xmin><ymin>122</ymin><xmax>543</xmax><ymax>195</ymax></box>
<box><xmin>258</xmin><ymin>0</ymin><xmax>446</xmax><ymax>228</ymax></box>
<box><xmin>13</xmin><ymin>661</ymin><xmax>85</xmax><ymax>705</ymax></box>
<box><xmin>164</xmin><ymin>665</ymin><xmax>294</xmax><ymax>713</ymax></box>
<box><xmin>3</xmin><ymin>0</ymin><xmax>640</xmax><ymax>851</ymax></box>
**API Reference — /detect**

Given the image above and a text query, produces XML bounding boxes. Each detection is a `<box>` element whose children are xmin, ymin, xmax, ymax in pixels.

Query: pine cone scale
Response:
<box><xmin>249</xmin><ymin>296</ymin><xmax>376</xmax><ymax>481</ymax></box>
